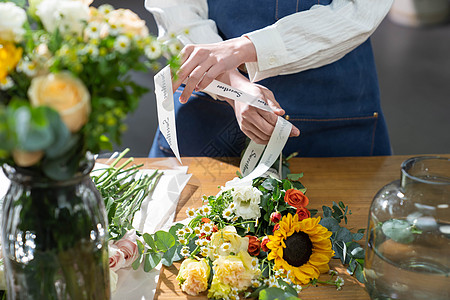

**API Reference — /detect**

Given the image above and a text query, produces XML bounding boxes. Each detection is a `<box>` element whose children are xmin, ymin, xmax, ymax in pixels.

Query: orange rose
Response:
<box><xmin>284</xmin><ymin>189</ymin><xmax>309</xmax><ymax>209</ymax></box>
<box><xmin>246</xmin><ymin>235</ymin><xmax>261</xmax><ymax>256</ymax></box>
<box><xmin>296</xmin><ymin>206</ymin><xmax>311</xmax><ymax>221</ymax></box>
<box><xmin>261</xmin><ymin>236</ymin><xmax>269</xmax><ymax>252</ymax></box>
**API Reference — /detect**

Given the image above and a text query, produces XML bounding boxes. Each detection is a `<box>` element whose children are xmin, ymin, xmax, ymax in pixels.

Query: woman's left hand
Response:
<box><xmin>173</xmin><ymin>37</ymin><xmax>257</xmax><ymax>103</ymax></box>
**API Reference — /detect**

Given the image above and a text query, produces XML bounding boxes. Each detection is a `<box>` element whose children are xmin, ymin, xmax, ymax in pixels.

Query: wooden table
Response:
<box><xmin>129</xmin><ymin>154</ymin><xmax>449</xmax><ymax>300</ymax></box>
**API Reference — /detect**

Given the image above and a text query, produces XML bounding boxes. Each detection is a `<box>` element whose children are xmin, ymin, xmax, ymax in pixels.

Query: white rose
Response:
<box><xmin>0</xmin><ymin>2</ymin><xmax>27</xmax><ymax>42</ymax></box>
<box><xmin>36</xmin><ymin>0</ymin><xmax>90</xmax><ymax>36</ymax></box>
<box><xmin>108</xmin><ymin>243</ymin><xmax>125</xmax><ymax>272</ymax></box>
<box><xmin>223</xmin><ymin>185</ymin><xmax>262</xmax><ymax>220</ymax></box>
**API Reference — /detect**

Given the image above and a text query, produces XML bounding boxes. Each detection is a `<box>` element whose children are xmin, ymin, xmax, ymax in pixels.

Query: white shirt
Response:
<box><xmin>145</xmin><ymin>0</ymin><xmax>393</xmax><ymax>82</ymax></box>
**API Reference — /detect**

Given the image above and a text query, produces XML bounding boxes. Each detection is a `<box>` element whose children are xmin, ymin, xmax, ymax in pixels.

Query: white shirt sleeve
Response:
<box><xmin>145</xmin><ymin>0</ymin><xmax>393</xmax><ymax>82</ymax></box>
<box><xmin>244</xmin><ymin>0</ymin><xmax>394</xmax><ymax>82</ymax></box>
<box><xmin>144</xmin><ymin>0</ymin><xmax>222</xmax><ymax>45</ymax></box>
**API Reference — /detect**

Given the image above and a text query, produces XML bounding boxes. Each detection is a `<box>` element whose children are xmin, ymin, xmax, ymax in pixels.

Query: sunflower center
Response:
<box><xmin>283</xmin><ymin>231</ymin><xmax>313</xmax><ymax>267</ymax></box>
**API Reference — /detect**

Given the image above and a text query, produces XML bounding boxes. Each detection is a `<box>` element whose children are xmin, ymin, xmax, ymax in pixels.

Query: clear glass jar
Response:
<box><xmin>364</xmin><ymin>156</ymin><xmax>450</xmax><ymax>300</ymax></box>
<box><xmin>1</xmin><ymin>157</ymin><xmax>110</xmax><ymax>299</ymax></box>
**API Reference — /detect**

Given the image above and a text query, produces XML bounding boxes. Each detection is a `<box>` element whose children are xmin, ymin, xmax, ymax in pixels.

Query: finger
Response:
<box><xmin>241</xmin><ymin>125</ymin><xmax>270</xmax><ymax>145</ymax></box>
<box><xmin>173</xmin><ymin>49</ymin><xmax>207</xmax><ymax>93</ymax></box>
<box><xmin>260</xmin><ymin>88</ymin><xmax>285</xmax><ymax>116</ymax></box>
<box><xmin>290</xmin><ymin>125</ymin><xmax>300</xmax><ymax>137</ymax></box>
<box><xmin>179</xmin><ymin>44</ymin><xmax>195</xmax><ymax>65</ymax></box>
<box><xmin>179</xmin><ymin>65</ymin><xmax>210</xmax><ymax>103</ymax></box>
<box><xmin>196</xmin><ymin>62</ymin><xmax>226</xmax><ymax>91</ymax></box>
<box><xmin>241</xmin><ymin>118</ymin><xmax>271</xmax><ymax>142</ymax></box>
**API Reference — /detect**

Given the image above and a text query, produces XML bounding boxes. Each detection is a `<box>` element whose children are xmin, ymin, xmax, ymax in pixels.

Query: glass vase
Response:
<box><xmin>1</xmin><ymin>156</ymin><xmax>110</xmax><ymax>299</ymax></box>
<box><xmin>364</xmin><ymin>156</ymin><xmax>450</xmax><ymax>300</ymax></box>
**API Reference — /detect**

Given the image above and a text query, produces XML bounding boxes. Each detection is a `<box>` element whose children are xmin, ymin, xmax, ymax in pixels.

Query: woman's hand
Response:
<box><xmin>174</xmin><ymin>37</ymin><xmax>257</xmax><ymax>103</ymax></box>
<box><xmin>217</xmin><ymin>71</ymin><xmax>300</xmax><ymax>144</ymax></box>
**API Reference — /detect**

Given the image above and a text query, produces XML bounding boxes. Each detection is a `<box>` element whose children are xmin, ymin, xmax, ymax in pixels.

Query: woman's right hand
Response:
<box><xmin>217</xmin><ymin>70</ymin><xmax>300</xmax><ymax>144</ymax></box>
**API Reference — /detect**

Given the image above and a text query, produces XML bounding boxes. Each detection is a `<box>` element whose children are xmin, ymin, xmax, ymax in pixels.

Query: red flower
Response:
<box><xmin>273</xmin><ymin>223</ymin><xmax>280</xmax><ymax>232</ymax></box>
<box><xmin>212</xmin><ymin>225</ymin><xmax>218</xmax><ymax>232</ymax></box>
<box><xmin>261</xmin><ymin>236</ymin><xmax>269</xmax><ymax>252</ymax></box>
<box><xmin>246</xmin><ymin>235</ymin><xmax>261</xmax><ymax>256</ymax></box>
<box><xmin>296</xmin><ymin>206</ymin><xmax>311</xmax><ymax>221</ymax></box>
<box><xmin>270</xmin><ymin>211</ymin><xmax>282</xmax><ymax>223</ymax></box>
<box><xmin>201</xmin><ymin>217</ymin><xmax>211</xmax><ymax>223</ymax></box>
<box><xmin>284</xmin><ymin>189</ymin><xmax>309</xmax><ymax>209</ymax></box>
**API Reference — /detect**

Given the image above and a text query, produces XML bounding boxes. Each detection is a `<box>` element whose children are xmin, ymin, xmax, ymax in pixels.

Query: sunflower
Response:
<box><xmin>266</xmin><ymin>213</ymin><xmax>334</xmax><ymax>284</ymax></box>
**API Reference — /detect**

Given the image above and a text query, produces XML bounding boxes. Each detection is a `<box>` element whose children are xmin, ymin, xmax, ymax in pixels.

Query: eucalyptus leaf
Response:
<box><xmin>144</xmin><ymin>252</ymin><xmax>161</xmax><ymax>272</ymax></box>
<box><xmin>382</xmin><ymin>219</ymin><xmax>414</xmax><ymax>244</ymax></box>
<box><xmin>161</xmin><ymin>244</ymin><xmax>183</xmax><ymax>266</ymax></box>
<box><xmin>286</xmin><ymin>173</ymin><xmax>303</xmax><ymax>181</ymax></box>
<box><xmin>154</xmin><ymin>230</ymin><xmax>176</xmax><ymax>252</ymax></box>
<box><xmin>143</xmin><ymin>233</ymin><xmax>157</xmax><ymax>251</ymax></box>
<box><xmin>14</xmin><ymin>106</ymin><xmax>54</xmax><ymax>151</ymax></box>
<box><xmin>319</xmin><ymin>217</ymin><xmax>340</xmax><ymax>232</ymax></box>
<box><xmin>258</xmin><ymin>287</ymin><xmax>298</xmax><ymax>300</ymax></box>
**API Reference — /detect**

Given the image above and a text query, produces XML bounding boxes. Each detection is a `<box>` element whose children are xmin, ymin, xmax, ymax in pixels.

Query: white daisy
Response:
<box><xmin>199</xmin><ymin>238</ymin><xmax>209</xmax><ymax>247</ymax></box>
<box><xmin>231</xmin><ymin>216</ymin><xmax>239</xmax><ymax>222</ymax></box>
<box><xmin>176</xmin><ymin>229</ymin><xmax>185</xmax><ymax>237</ymax></box>
<box><xmin>17</xmin><ymin>60</ymin><xmax>37</xmax><ymax>77</ymax></box>
<box><xmin>201</xmin><ymin>205</ymin><xmax>211</xmax><ymax>214</ymax></box>
<box><xmin>200</xmin><ymin>246</ymin><xmax>208</xmax><ymax>257</ymax></box>
<box><xmin>250</xmin><ymin>257</ymin><xmax>259</xmax><ymax>269</ymax></box>
<box><xmin>222</xmin><ymin>208</ymin><xmax>233</xmax><ymax>220</ymax></box>
<box><xmin>144</xmin><ymin>41</ymin><xmax>162</xmax><ymax>60</ymax></box>
<box><xmin>193</xmin><ymin>227</ymin><xmax>202</xmax><ymax>236</ymax></box>
<box><xmin>0</xmin><ymin>76</ymin><xmax>14</xmax><ymax>90</ymax></box>
<box><xmin>178</xmin><ymin>238</ymin><xmax>187</xmax><ymax>245</ymax></box>
<box><xmin>183</xmin><ymin>227</ymin><xmax>192</xmax><ymax>234</ymax></box>
<box><xmin>228</xmin><ymin>202</ymin><xmax>236</xmax><ymax>210</ymax></box>
<box><xmin>180</xmin><ymin>246</ymin><xmax>190</xmax><ymax>256</ymax></box>
<box><xmin>79</xmin><ymin>44</ymin><xmax>99</xmax><ymax>58</ymax></box>
<box><xmin>168</xmin><ymin>41</ymin><xmax>182</xmax><ymax>55</ymax></box>
<box><xmin>251</xmin><ymin>279</ymin><xmax>261</xmax><ymax>288</ymax></box>
<box><xmin>114</xmin><ymin>35</ymin><xmax>130</xmax><ymax>54</ymax></box>
<box><xmin>202</xmin><ymin>223</ymin><xmax>213</xmax><ymax>234</ymax></box>
<box><xmin>85</xmin><ymin>22</ymin><xmax>103</xmax><ymax>39</ymax></box>
<box><xmin>186</xmin><ymin>207</ymin><xmax>196</xmax><ymax>218</ymax></box>
<box><xmin>98</xmin><ymin>4</ymin><xmax>114</xmax><ymax>16</ymax></box>
<box><xmin>220</xmin><ymin>242</ymin><xmax>231</xmax><ymax>253</ymax></box>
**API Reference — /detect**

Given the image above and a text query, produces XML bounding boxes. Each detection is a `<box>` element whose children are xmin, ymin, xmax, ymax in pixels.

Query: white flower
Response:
<box><xmin>335</xmin><ymin>276</ymin><xmax>344</xmax><ymax>290</ymax></box>
<box><xmin>79</xmin><ymin>44</ymin><xmax>99</xmax><ymax>58</ymax></box>
<box><xmin>168</xmin><ymin>41</ymin><xmax>182</xmax><ymax>56</ymax></box>
<box><xmin>222</xmin><ymin>208</ymin><xmax>233</xmax><ymax>220</ymax></box>
<box><xmin>183</xmin><ymin>227</ymin><xmax>192</xmax><ymax>234</ymax></box>
<box><xmin>0</xmin><ymin>76</ymin><xmax>14</xmax><ymax>91</ymax></box>
<box><xmin>85</xmin><ymin>21</ymin><xmax>109</xmax><ymax>40</ymax></box>
<box><xmin>178</xmin><ymin>238</ymin><xmax>187</xmax><ymax>245</ymax></box>
<box><xmin>193</xmin><ymin>227</ymin><xmax>202</xmax><ymax>236</ymax></box>
<box><xmin>0</xmin><ymin>2</ymin><xmax>27</xmax><ymax>42</ymax></box>
<box><xmin>202</xmin><ymin>223</ymin><xmax>213</xmax><ymax>234</ymax></box>
<box><xmin>220</xmin><ymin>242</ymin><xmax>231</xmax><ymax>253</ymax></box>
<box><xmin>176</xmin><ymin>229</ymin><xmax>185</xmax><ymax>237</ymax></box>
<box><xmin>180</xmin><ymin>246</ymin><xmax>190</xmax><ymax>256</ymax></box>
<box><xmin>201</xmin><ymin>205</ymin><xmax>211</xmax><ymax>214</ymax></box>
<box><xmin>98</xmin><ymin>4</ymin><xmax>114</xmax><ymax>16</ymax></box>
<box><xmin>223</xmin><ymin>186</ymin><xmax>262</xmax><ymax>220</ymax></box>
<box><xmin>114</xmin><ymin>35</ymin><xmax>130</xmax><ymax>54</ymax></box>
<box><xmin>17</xmin><ymin>60</ymin><xmax>38</xmax><ymax>77</ymax></box>
<box><xmin>37</xmin><ymin>0</ymin><xmax>90</xmax><ymax>36</ymax></box>
<box><xmin>186</xmin><ymin>208</ymin><xmax>196</xmax><ymax>218</ymax></box>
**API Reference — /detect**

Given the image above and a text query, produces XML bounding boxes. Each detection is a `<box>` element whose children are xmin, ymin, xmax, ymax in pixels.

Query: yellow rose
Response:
<box><xmin>176</xmin><ymin>258</ymin><xmax>210</xmax><ymax>296</ymax></box>
<box><xmin>208</xmin><ymin>226</ymin><xmax>249</xmax><ymax>261</ymax></box>
<box><xmin>209</xmin><ymin>251</ymin><xmax>260</xmax><ymax>297</ymax></box>
<box><xmin>108</xmin><ymin>9</ymin><xmax>149</xmax><ymax>38</ymax></box>
<box><xmin>28</xmin><ymin>72</ymin><xmax>90</xmax><ymax>133</ymax></box>
<box><xmin>0</xmin><ymin>41</ymin><xmax>22</xmax><ymax>82</ymax></box>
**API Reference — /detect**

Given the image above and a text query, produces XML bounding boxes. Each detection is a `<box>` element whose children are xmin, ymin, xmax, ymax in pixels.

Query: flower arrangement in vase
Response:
<box><xmin>0</xmin><ymin>0</ymin><xmax>179</xmax><ymax>298</ymax></box>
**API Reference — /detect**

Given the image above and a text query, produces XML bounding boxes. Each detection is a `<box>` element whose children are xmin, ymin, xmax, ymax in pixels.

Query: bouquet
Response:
<box><xmin>0</xmin><ymin>0</ymin><xmax>179</xmax><ymax>179</ymax></box>
<box><xmin>165</xmin><ymin>166</ymin><xmax>366</xmax><ymax>300</ymax></box>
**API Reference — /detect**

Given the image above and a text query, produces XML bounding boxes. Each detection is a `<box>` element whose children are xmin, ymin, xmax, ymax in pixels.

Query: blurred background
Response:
<box><xmin>96</xmin><ymin>0</ymin><xmax>450</xmax><ymax>157</ymax></box>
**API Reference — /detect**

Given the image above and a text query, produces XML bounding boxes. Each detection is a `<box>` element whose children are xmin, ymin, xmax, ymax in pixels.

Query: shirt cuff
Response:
<box><xmin>244</xmin><ymin>25</ymin><xmax>289</xmax><ymax>81</ymax></box>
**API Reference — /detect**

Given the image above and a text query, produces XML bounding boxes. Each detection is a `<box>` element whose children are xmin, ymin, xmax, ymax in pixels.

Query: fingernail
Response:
<box><xmin>294</xmin><ymin>128</ymin><xmax>300</xmax><ymax>136</ymax></box>
<box><xmin>179</xmin><ymin>97</ymin><xmax>186</xmax><ymax>103</ymax></box>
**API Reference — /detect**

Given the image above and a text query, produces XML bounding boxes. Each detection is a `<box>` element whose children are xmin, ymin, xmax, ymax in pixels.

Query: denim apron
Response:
<box><xmin>149</xmin><ymin>0</ymin><xmax>391</xmax><ymax>157</ymax></box>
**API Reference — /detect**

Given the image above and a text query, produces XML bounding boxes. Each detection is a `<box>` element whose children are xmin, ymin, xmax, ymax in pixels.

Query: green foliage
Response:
<box><xmin>258</xmin><ymin>287</ymin><xmax>300</xmax><ymax>300</ymax></box>
<box><xmin>319</xmin><ymin>201</ymin><xmax>365</xmax><ymax>283</ymax></box>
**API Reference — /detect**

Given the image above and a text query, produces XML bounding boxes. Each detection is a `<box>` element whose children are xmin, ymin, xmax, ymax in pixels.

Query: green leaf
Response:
<box><xmin>282</xmin><ymin>179</ymin><xmax>293</xmax><ymax>191</ymax></box>
<box><xmin>261</xmin><ymin>178</ymin><xmax>278</xmax><ymax>191</ymax></box>
<box><xmin>354</xmin><ymin>263</ymin><xmax>365</xmax><ymax>283</ymax></box>
<box><xmin>154</xmin><ymin>230</ymin><xmax>176</xmax><ymax>252</ymax></box>
<box><xmin>319</xmin><ymin>217</ymin><xmax>340</xmax><ymax>232</ymax></box>
<box><xmin>258</xmin><ymin>287</ymin><xmax>299</xmax><ymax>300</ymax></box>
<box><xmin>169</xmin><ymin>223</ymin><xmax>184</xmax><ymax>238</ymax></box>
<box><xmin>161</xmin><ymin>244</ymin><xmax>183</xmax><ymax>266</ymax></box>
<box><xmin>143</xmin><ymin>233</ymin><xmax>157</xmax><ymax>251</ymax></box>
<box><xmin>381</xmin><ymin>219</ymin><xmax>414</xmax><ymax>244</ymax></box>
<box><xmin>14</xmin><ymin>106</ymin><xmax>54</xmax><ymax>151</ymax></box>
<box><xmin>277</xmin><ymin>279</ymin><xmax>298</xmax><ymax>296</ymax></box>
<box><xmin>322</xmin><ymin>206</ymin><xmax>333</xmax><ymax>218</ymax></box>
<box><xmin>352</xmin><ymin>232</ymin><xmax>364</xmax><ymax>241</ymax></box>
<box><xmin>286</xmin><ymin>173</ymin><xmax>303</xmax><ymax>181</ymax></box>
<box><xmin>144</xmin><ymin>252</ymin><xmax>161</xmax><ymax>272</ymax></box>
<box><xmin>335</xmin><ymin>227</ymin><xmax>353</xmax><ymax>243</ymax></box>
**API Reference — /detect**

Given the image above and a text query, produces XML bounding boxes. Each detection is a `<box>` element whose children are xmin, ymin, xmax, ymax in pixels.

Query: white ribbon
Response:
<box><xmin>153</xmin><ymin>65</ymin><xmax>182</xmax><ymax>164</ymax></box>
<box><xmin>153</xmin><ymin>66</ymin><xmax>294</xmax><ymax>182</ymax></box>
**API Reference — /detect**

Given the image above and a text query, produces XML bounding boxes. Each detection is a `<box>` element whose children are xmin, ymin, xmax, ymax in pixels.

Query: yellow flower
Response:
<box><xmin>0</xmin><ymin>41</ymin><xmax>22</xmax><ymax>82</ymax></box>
<box><xmin>266</xmin><ymin>214</ymin><xmax>334</xmax><ymax>285</ymax></box>
<box><xmin>208</xmin><ymin>251</ymin><xmax>260</xmax><ymax>299</ymax></box>
<box><xmin>176</xmin><ymin>258</ymin><xmax>210</xmax><ymax>296</ymax></box>
<box><xmin>207</xmin><ymin>226</ymin><xmax>248</xmax><ymax>261</ymax></box>
<box><xmin>27</xmin><ymin>72</ymin><xmax>90</xmax><ymax>133</ymax></box>
<box><xmin>108</xmin><ymin>9</ymin><xmax>149</xmax><ymax>38</ymax></box>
